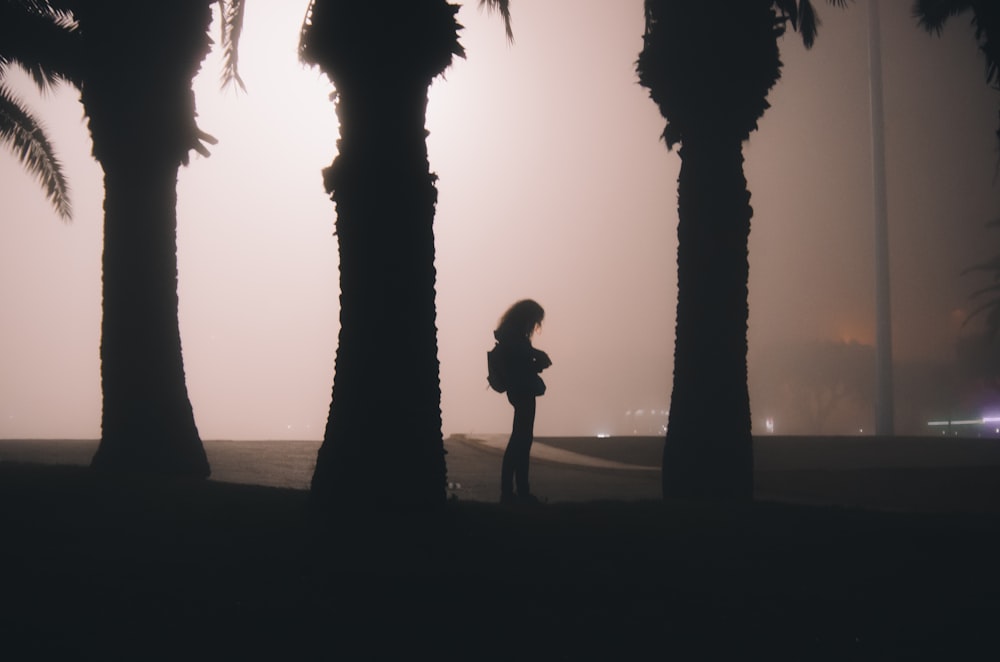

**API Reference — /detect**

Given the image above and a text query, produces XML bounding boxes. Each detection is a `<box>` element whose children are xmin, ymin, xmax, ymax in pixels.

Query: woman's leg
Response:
<box><xmin>514</xmin><ymin>397</ymin><xmax>536</xmax><ymax>496</ymax></box>
<box><xmin>502</xmin><ymin>395</ymin><xmax>536</xmax><ymax>499</ymax></box>
<box><xmin>501</xmin><ymin>396</ymin><xmax>521</xmax><ymax>499</ymax></box>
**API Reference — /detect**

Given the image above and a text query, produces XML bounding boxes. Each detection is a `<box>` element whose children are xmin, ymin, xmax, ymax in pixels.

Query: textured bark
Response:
<box><xmin>83</xmin><ymin>0</ymin><xmax>213</xmax><ymax>477</ymax></box>
<box><xmin>663</xmin><ymin>135</ymin><xmax>753</xmax><ymax>501</ymax></box>
<box><xmin>638</xmin><ymin>0</ymin><xmax>784</xmax><ymax>501</ymax></box>
<box><xmin>309</xmin><ymin>77</ymin><xmax>447</xmax><ymax>512</ymax></box>
<box><xmin>92</xmin><ymin>161</ymin><xmax>207</xmax><ymax>477</ymax></box>
<box><xmin>302</xmin><ymin>0</ymin><xmax>460</xmax><ymax>513</ymax></box>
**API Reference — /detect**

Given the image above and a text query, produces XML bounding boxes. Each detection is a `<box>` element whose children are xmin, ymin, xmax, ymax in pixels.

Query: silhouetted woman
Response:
<box><xmin>494</xmin><ymin>299</ymin><xmax>551</xmax><ymax>504</ymax></box>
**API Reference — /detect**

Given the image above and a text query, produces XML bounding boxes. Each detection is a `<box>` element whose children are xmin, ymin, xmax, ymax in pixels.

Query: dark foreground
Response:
<box><xmin>1</xmin><ymin>463</ymin><xmax>999</xmax><ymax>660</ymax></box>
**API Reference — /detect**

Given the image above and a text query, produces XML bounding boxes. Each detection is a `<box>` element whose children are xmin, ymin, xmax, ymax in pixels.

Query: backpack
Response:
<box><xmin>486</xmin><ymin>343</ymin><xmax>507</xmax><ymax>393</ymax></box>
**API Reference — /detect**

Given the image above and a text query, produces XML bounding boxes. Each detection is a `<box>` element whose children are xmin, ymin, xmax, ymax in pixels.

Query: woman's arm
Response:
<box><xmin>531</xmin><ymin>348</ymin><xmax>552</xmax><ymax>372</ymax></box>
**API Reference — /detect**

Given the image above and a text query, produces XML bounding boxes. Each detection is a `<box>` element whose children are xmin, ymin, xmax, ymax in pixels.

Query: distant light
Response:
<box><xmin>765</xmin><ymin>417</ymin><xmax>775</xmax><ymax>434</ymax></box>
<box><xmin>927</xmin><ymin>419</ymin><xmax>983</xmax><ymax>427</ymax></box>
<box><xmin>596</xmin><ymin>433</ymin><xmax>610</xmax><ymax>439</ymax></box>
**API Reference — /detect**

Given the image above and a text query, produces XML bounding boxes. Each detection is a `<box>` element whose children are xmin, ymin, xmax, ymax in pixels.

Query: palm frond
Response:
<box><xmin>217</xmin><ymin>0</ymin><xmax>246</xmax><ymax>91</ymax></box>
<box><xmin>914</xmin><ymin>1</ymin><xmax>1000</xmax><ymax>146</ymax></box>
<box><xmin>914</xmin><ymin>0</ymin><xmax>997</xmax><ymax>85</ymax></box>
<box><xmin>774</xmin><ymin>0</ymin><xmax>799</xmax><ymax>28</ymax></box>
<box><xmin>971</xmin><ymin>281</ymin><xmax>1000</xmax><ymax>297</ymax></box>
<box><xmin>479</xmin><ymin>0</ymin><xmax>513</xmax><ymax>42</ymax></box>
<box><xmin>6</xmin><ymin>0</ymin><xmax>75</xmax><ymax>29</ymax></box>
<box><xmin>799</xmin><ymin>0</ymin><xmax>820</xmax><ymax>48</ymax></box>
<box><xmin>964</xmin><ymin>256</ymin><xmax>1000</xmax><ymax>278</ymax></box>
<box><xmin>0</xmin><ymin>81</ymin><xmax>71</xmax><ymax>219</ymax></box>
<box><xmin>11</xmin><ymin>62</ymin><xmax>62</xmax><ymax>93</ymax></box>
<box><xmin>962</xmin><ymin>296</ymin><xmax>1000</xmax><ymax>333</ymax></box>
<box><xmin>912</xmin><ymin>0</ymin><xmax>973</xmax><ymax>34</ymax></box>
<box><xmin>0</xmin><ymin>0</ymin><xmax>80</xmax><ymax>90</ymax></box>
<box><xmin>773</xmin><ymin>1</ymin><xmax>850</xmax><ymax>50</ymax></box>
<box><xmin>970</xmin><ymin>5</ymin><xmax>1000</xmax><ymax>88</ymax></box>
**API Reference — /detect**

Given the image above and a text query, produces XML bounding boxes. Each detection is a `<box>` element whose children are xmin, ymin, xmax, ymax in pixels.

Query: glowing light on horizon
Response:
<box><xmin>927</xmin><ymin>414</ymin><xmax>1000</xmax><ymax>430</ymax></box>
<box><xmin>834</xmin><ymin>319</ymin><xmax>874</xmax><ymax>346</ymax></box>
<box><xmin>927</xmin><ymin>419</ymin><xmax>983</xmax><ymax>426</ymax></box>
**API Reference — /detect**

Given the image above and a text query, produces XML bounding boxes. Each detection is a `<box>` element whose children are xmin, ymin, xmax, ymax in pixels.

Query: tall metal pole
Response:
<box><xmin>868</xmin><ymin>0</ymin><xmax>894</xmax><ymax>435</ymax></box>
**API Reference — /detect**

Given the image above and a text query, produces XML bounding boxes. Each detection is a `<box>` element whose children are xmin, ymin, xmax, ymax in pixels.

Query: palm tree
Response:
<box><xmin>76</xmin><ymin>0</ymin><xmax>220</xmax><ymax>477</ymax></box>
<box><xmin>636</xmin><ymin>0</ymin><xmax>844</xmax><ymax>501</ymax></box>
<box><xmin>0</xmin><ymin>0</ymin><xmax>76</xmax><ymax>219</ymax></box>
<box><xmin>300</xmin><ymin>0</ymin><xmax>510</xmax><ymax>512</ymax></box>
<box><xmin>7</xmin><ymin>0</ymin><xmax>245</xmax><ymax>477</ymax></box>
<box><xmin>914</xmin><ymin>1</ymin><xmax>1000</xmax><ymax>340</ymax></box>
<box><xmin>914</xmin><ymin>0</ymin><xmax>1000</xmax><ymax>143</ymax></box>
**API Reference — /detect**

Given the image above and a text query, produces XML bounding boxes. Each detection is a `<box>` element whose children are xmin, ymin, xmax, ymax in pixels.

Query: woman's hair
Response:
<box><xmin>496</xmin><ymin>299</ymin><xmax>545</xmax><ymax>339</ymax></box>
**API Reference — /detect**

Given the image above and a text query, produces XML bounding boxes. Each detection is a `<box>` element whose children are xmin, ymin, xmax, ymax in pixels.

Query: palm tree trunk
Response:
<box><xmin>310</xmin><ymin>77</ymin><xmax>447</xmax><ymax>511</ymax></box>
<box><xmin>663</xmin><ymin>135</ymin><xmax>753</xmax><ymax>501</ymax></box>
<box><xmin>91</xmin><ymin>158</ymin><xmax>208</xmax><ymax>477</ymax></box>
<box><xmin>84</xmin><ymin>0</ymin><xmax>214</xmax><ymax>478</ymax></box>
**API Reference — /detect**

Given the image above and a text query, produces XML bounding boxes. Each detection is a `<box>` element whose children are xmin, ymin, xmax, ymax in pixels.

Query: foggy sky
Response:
<box><xmin>2</xmin><ymin>0</ymin><xmax>998</xmax><ymax>440</ymax></box>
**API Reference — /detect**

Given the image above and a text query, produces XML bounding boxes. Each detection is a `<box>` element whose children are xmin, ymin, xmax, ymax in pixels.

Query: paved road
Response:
<box><xmin>446</xmin><ymin>435</ymin><xmax>1000</xmax><ymax>512</ymax></box>
<box><xmin>444</xmin><ymin>435</ymin><xmax>660</xmax><ymax>504</ymax></box>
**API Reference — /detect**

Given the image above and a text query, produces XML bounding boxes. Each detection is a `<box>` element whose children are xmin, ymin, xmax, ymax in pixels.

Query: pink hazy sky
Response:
<box><xmin>1</xmin><ymin>0</ymin><xmax>998</xmax><ymax>440</ymax></box>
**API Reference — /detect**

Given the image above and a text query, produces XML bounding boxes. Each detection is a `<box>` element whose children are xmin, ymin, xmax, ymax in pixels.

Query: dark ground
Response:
<box><xmin>2</xmin><ymin>439</ymin><xmax>1000</xmax><ymax>660</ymax></box>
